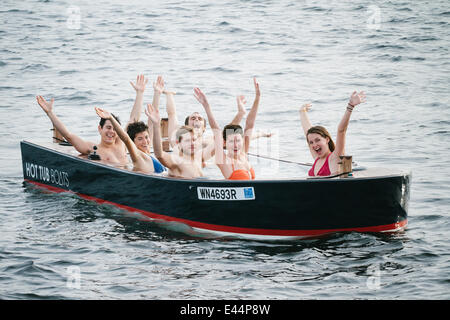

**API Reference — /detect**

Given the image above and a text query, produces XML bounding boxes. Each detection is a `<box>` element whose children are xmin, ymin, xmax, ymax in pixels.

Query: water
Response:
<box><xmin>0</xmin><ymin>0</ymin><xmax>449</xmax><ymax>299</ymax></box>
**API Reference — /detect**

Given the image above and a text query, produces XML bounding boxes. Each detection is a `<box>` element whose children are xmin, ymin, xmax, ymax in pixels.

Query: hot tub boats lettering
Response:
<box><xmin>20</xmin><ymin>140</ymin><xmax>410</xmax><ymax>240</ymax></box>
<box><xmin>24</xmin><ymin>161</ymin><xmax>70</xmax><ymax>187</ymax></box>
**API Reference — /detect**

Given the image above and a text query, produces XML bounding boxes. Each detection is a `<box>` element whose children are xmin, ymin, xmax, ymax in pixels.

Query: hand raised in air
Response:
<box><xmin>36</xmin><ymin>95</ymin><xmax>54</xmax><ymax>114</ymax></box>
<box><xmin>130</xmin><ymin>74</ymin><xmax>148</xmax><ymax>93</ymax></box>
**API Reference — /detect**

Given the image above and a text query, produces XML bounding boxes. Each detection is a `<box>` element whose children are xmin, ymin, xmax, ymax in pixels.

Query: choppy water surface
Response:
<box><xmin>0</xmin><ymin>0</ymin><xmax>449</xmax><ymax>299</ymax></box>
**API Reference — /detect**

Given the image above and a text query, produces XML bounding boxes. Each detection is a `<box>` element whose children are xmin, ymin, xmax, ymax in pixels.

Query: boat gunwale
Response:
<box><xmin>21</xmin><ymin>140</ymin><xmax>411</xmax><ymax>184</ymax></box>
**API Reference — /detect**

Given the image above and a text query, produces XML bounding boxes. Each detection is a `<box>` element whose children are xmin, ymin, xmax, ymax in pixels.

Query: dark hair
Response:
<box><xmin>222</xmin><ymin>124</ymin><xmax>244</xmax><ymax>141</ymax></box>
<box><xmin>184</xmin><ymin>113</ymin><xmax>207</xmax><ymax>127</ymax></box>
<box><xmin>176</xmin><ymin>126</ymin><xmax>194</xmax><ymax>142</ymax></box>
<box><xmin>99</xmin><ymin>113</ymin><xmax>121</xmax><ymax>128</ymax></box>
<box><xmin>127</xmin><ymin>121</ymin><xmax>148</xmax><ymax>141</ymax></box>
<box><xmin>306</xmin><ymin>126</ymin><xmax>335</xmax><ymax>152</ymax></box>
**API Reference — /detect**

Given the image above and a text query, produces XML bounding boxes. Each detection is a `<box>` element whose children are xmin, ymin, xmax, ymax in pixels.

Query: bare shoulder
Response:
<box><xmin>329</xmin><ymin>151</ymin><xmax>341</xmax><ymax>164</ymax></box>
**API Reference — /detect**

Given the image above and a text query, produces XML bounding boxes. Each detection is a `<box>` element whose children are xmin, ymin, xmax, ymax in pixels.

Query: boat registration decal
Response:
<box><xmin>197</xmin><ymin>187</ymin><xmax>255</xmax><ymax>201</ymax></box>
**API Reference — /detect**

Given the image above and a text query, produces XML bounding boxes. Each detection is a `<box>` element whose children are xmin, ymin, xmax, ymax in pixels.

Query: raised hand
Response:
<box><xmin>36</xmin><ymin>95</ymin><xmax>54</xmax><ymax>114</ymax></box>
<box><xmin>348</xmin><ymin>91</ymin><xmax>366</xmax><ymax>107</ymax></box>
<box><xmin>95</xmin><ymin>107</ymin><xmax>112</xmax><ymax>119</ymax></box>
<box><xmin>300</xmin><ymin>103</ymin><xmax>312</xmax><ymax>113</ymax></box>
<box><xmin>193</xmin><ymin>87</ymin><xmax>209</xmax><ymax>107</ymax></box>
<box><xmin>130</xmin><ymin>74</ymin><xmax>148</xmax><ymax>93</ymax></box>
<box><xmin>237</xmin><ymin>95</ymin><xmax>247</xmax><ymax>112</ymax></box>
<box><xmin>145</xmin><ymin>103</ymin><xmax>160</xmax><ymax>124</ymax></box>
<box><xmin>253</xmin><ymin>77</ymin><xmax>260</xmax><ymax>97</ymax></box>
<box><xmin>153</xmin><ymin>75</ymin><xmax>164</xmax><ymax>94</ymax></box>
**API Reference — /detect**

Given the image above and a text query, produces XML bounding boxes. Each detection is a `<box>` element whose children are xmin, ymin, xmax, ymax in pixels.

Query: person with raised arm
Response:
<box><xmin>94</xmin><ymin>106</ymin><xmax>165</xmax><ymax>174</ymax></box>
<box><xmin>125</xmin><ymin>74</ymin><xmax>166</xmax><ymax>150</ymax></box>
<box><xmin>147</xmin><ymin>101</ymin><xmax>210</xmax><ymax>178</ymax></box>
<box><xmin>35</xmin><ymin>95</ymin><xmax>128</xmax><ymax>166</ymax></box>
<box><xmin>230</xmin><ymin>94</ymin><xmax>273</xmax><ymax>139</ymax></box>
<box><xmin>164</xmin><ymin>88</ymin><xmax>206</xmax><ymax>148</ymax></box>
<box><xmin>193</xmin><ymin>77</ymin><xmax>261</xmax><ymax>180</ymax></box>
<box><xmin>121</xmin><ymin>75</ymin><xmax>165</xmax><ymax>172</ymax></box>
<box><xmin>165</xmin><ymin>84</ymin><xmax>272</xmax><ymax>150</ymax></box>
<box><xmin>127</xmin><ymin>74</ymin><xmax>149</xmax><ymax>127</ymax></box>
<box><xmin>299</xmin><ymin>91</ymin><xmax>366</xmax><ymax>177</ymax></box>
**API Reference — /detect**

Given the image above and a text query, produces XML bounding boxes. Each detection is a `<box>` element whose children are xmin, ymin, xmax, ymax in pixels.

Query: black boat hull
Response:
<box><xmin>20</xmin><ymin>141</ymin><xmax>410</xmax><ymax>240</ymax></box>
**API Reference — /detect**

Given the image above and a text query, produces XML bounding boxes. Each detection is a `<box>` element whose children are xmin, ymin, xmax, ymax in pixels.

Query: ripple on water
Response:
<box><xmin>1</xmin><ymin>0</ymin><xmax>449</xmax><ymax>300</ymax></box>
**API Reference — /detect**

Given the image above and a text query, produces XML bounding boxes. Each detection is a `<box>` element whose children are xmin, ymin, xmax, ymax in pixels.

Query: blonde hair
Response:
<box><xmin>176</xmin><ymin>126</ymin><xmax>194</xmax><ymax>142</ymax></box>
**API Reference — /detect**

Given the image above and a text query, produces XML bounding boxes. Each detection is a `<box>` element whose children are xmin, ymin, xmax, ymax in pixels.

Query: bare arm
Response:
<box><xmin>334</xmin><ymin>91</ymin><xmax>366</xmax><ymax>157</ymax></box>
<box><xmin>193</xmin><ymin>87</ymin><xmax>225</xmax><ymax>166</ymax></box>
<box><xmin>151</xmin><ymin>75</ymin><xmax>164</xmax><ymax>114</ymax></box>
<box><xmin>229</xmin><ymin>95</ymin><xmax>247</xmax><ymax>125</ymax></box>
<box><xmin>231</xmin><ymin>95</ymin><xmax>273</xmax><ymax>140</ymax></box>
<box><xmin>244</xmin><ymin>78</ymin><xmax>261</xmax><ymax>154</ymax></box>
<box><xmin>164</xmin><ymin>89</ymin><xmax>178</xmax><ymax>147</ymax></box>
<box><xmin>146</xmin><ymin>103</ymin><xmax>176</xmax><ymax>169</ymax></box>
<box><xmin>299</xmin><ymin>103</ymin><xmax>313</xmax><ymax>136</ymax></box>
<box><xmin>299</xmin><ymin>103</ymin><xmax>315</xmax><ymax>158</ymax></box>
<box><xmin>147</xmin><ymin>115</ymin><xmax>154</xmax><ymax>151</ymax></box>
<box><xmin>127</xmin><ymin>74</ymin><xmax>148</xmax><ymax>128</ymax></box>
<box><xmin>193</xmin><ymin>88</ymin><xmax>220</xmax><ymax>130</ymax></box>
<box><xmin>95</xmin><ymin>107</ymin><xmax>140</xmax><ymax>162</ymax></box>
<box><xmin>36</xmin><ymin>96</ymin><xmax>94</xmax><ymax>154</ymax></box>
<box><xmin>150</xmin><ymin>76</ymin><xmax>164</xmax><ymax>149</ymax></box>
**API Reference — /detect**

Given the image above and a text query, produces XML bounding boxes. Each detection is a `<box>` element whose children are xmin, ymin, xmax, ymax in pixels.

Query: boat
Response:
<box><xmin>20</xmin><ymin>140</ymin><xmax>411</xmax><ymax>240</ymax></box>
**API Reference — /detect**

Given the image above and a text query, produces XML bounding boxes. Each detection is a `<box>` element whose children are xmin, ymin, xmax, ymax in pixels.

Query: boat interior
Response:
<box><xmin>24</xmin><ymin>137</ymin><xmax>408</xmax><ymax>182</ymax></box>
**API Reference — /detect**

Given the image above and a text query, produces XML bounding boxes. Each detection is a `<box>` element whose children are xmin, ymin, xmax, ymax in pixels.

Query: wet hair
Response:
<box><xmin>306</xmin><ymin>126</ymin><xmax>335</xmax><ymax>152</ymax></box>
<box><xmin>99</xmin><ymin>113</ymin><xmax>121</xmax><ymax>128</ymax></box>
<box><xmin>222</xmin><ymin>124</ymin><xmax>244</xmax><ymax>141</ymax></box>
<box><xmin>127</xmin><ymin>121</ymin><xmax>148</xmax><ymax>142</ymax></box>
<box><xmin>176</xmin><ymin>125</ymin><xmax>194</xmax><ymax>142</ymax></box>
<box><xmin>184</xmin><ymin>113</ymin><xmax>207</xmax><ymax>128</ymax></box>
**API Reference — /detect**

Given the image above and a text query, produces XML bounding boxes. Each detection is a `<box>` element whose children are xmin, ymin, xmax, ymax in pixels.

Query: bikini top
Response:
<box><xmin>150</xmin><ymin>155</ymin><xmax>166</xmax><ymax>173</ymax></box>
<box><xmin>308</xmin><ymin>152</ymin><xmax>332</xmax><ymax>177</ymax></box>
<box><xmin>228</xmin><ymin>163</ymin><xmax>255</xmax><ymax>180</ymax></box>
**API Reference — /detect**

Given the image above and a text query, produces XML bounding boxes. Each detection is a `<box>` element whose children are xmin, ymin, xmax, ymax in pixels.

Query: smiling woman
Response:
<box><xmin>299</xmin><ymin>91</ymin><xmax>366</xmax><ymax>177</ymax></box>
<box><xmin>194</xmin><ymin>78</ymin><xmax>261</xmax><ymax>180</ymax></box>
<box><xmin>306</xmin><ymin>126</ymin><xmax>334</xmax><ymax>176</ymax></box>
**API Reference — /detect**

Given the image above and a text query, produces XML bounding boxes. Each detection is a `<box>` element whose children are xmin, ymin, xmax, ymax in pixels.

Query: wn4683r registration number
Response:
<box><xmin>197</xmin><ymin>187</ymin><xmax>255</xmax><ymax>201</ymax></box>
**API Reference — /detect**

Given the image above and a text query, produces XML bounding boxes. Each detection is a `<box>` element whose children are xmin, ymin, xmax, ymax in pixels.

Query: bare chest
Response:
<box><xmin>97</xmin><ymin>147</ymin><xmax>128</xmax><ymax>165</ymax></box>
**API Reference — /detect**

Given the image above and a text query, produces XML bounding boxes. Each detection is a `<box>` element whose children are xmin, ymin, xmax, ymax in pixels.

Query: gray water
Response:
<box><xmin>0</xmin><ymin>0</ymin><xmax>449</xmax><ymax>299</ymax></box>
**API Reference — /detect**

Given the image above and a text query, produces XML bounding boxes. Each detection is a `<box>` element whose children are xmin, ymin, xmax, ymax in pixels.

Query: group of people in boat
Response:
<box><xmin>35</xmin><ymin>74</ymin><xmax>365</xmax><ymax>180</ymax></box>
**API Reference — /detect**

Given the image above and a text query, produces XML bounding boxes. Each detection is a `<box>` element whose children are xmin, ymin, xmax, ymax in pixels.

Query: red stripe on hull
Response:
<box><xmin>24</xmin><ymin>179</ymin><xmax>408</xmax><ymax>238</ymax></box>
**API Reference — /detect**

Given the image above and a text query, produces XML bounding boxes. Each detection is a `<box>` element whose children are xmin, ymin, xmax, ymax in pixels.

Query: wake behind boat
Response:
<box><xmin>20</xmin><ymin>140</ymin><xmax>410</xmax><ymax>240</ymax></box>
